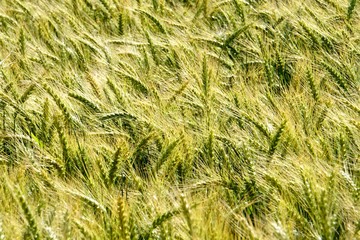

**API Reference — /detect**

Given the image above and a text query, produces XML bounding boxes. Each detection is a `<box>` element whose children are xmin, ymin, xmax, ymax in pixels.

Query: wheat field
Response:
<box><xmin>0</xmin><ymin>0</ymin><xmax>359</xmax><ymax>239</ymax></box>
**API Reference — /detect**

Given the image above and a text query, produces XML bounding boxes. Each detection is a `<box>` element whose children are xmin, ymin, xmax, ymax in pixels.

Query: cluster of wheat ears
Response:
<box><xmin>0</xmin><ymin>0</ymin><xmax>359</xmax><ymax>239</ymax></box>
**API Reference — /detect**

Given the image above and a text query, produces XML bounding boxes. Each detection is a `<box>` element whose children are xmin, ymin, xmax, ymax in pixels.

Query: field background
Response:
<box><xmin>0</xmin><ymin>0</ymin><xmax>360</xmax><ymax>239</ymax></box>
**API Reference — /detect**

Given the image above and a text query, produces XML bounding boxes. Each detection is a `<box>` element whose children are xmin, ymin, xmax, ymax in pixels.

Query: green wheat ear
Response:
<box><xmin>16</xmin><ymin>189</ymin><xmax>41</xmax><ymax>240</ymax></box>
<box><xmin>152</xmin><ymin>0</ymin><xmax>159</xmax><ymax>10</ymax></box>
<box><xmin>106</xmin><ymin>79</ymin><xmax>125</xmax><ymax>106</ymax></box>
<box><xmin>244</xmin><ymin>115</ymin><xmax>271</xmax><ymax>139</ymax></box>
<box><xmin>321</xmin><ymin>61</ymin><xmax>348</xmax><ymax>93</ymax></box>
<box><xmin>74</xmin><ymin>220</ymin><xmax>93</xmax><ymax>240</ymax></box>
<box><xmin>43</xmin><ymin>83</ymin><xmax>73</xmax><ymax>124</ymax></box>
<box><xmin>118</xmin><ymin>13</ymin><xmax>124</xmax><ymax>35</ymax></box>
<box><xmin>232</xmin><ymin>0</ymin><xmax>246</xmax><ymax>23</ymax></box>
<box><xmin>137</xmin><ymin>9</ymin><xmax>166</xmax><ymax>34</ymax></box>
<box><xmin>168</xmin><ymin>80</ymin><xmax>189</xmax><ymax>103</ymax></box>
<box><xmin>108</xmin><ymin>147</ymin><xmax>121</xmax><ymax>184</ymax></box>
<box><xmin>306</xmin><ymin>69</ymin><xmax>319</xmax><ymax>102</ymax></box>
<box><xmin>19</xmin><ymin>28</ymin><xmax>26</xmax><ymax>56</ymax></box>
<box><xmin>145</xmin><ymin>31</ymin><xmax>159</xmax><ymax>65</ymax></box>
<box><xmin>68</xmin><ymin>92</ymin><xmax>101</xmax><ymax>112</ymax></box>
<box><xmin>117</xmin><ymin>196</ymin><xmax>130</xmax><ymax>240</ymax></box>
<box><xmin>82</xmin><ymin>0</ymin><xmax>93</xmax><ymax>10</ymax></box>
<box><xmin>71</xmin><ymin>0</ymin><xmax>79</xmax><ymax>15</ymax></box>
<box><xmin>201</xmin><ymin>56</ymin><xmax>210</xmax><ymax>99</ymax></box>
<box><xmin>264</xmin><ymin>60</ymin><xmax>275</xmax><ymax>90</ymax></box>
<box><xmin>3</xmin><ymin>78</ymin><xmax>20</xmax><ymax>102</ymax></box>
<box><xmin>347</xmin><ymin>0</ymin><xmax>358</xmax><ymax>20</ymax></box>
<box><xmin>19</xmin><ymin>83</ymin><xmax>36</xmax><ymax>104</ymax></box>
<box><xmin>223</xmin><ymin>24</ymin><xmax>251</xmax><ymax>49</ymax></box>
<box><xmin>141</xmin><ymin>208</ymin><xmax>181</xmax><ymax>239</ymax></box>
<box><xmin>40</xmin><ymin>98</ymin><xmax>50</xmax><ymax>143</ymax></box>
<box><xmin>155</xmin><ymin>137</ymin><xmax>182</xmax><ymax>173</ymax></box>
<box><xmin>54</xmin><ymin>117</ymin><xmax>72</xmax><ymax>173</ymax></box>
<box><xmin>269</xmin><ymin>121</ymin><xmax>286</xmax><ymax>156</ymax></box>
<box><xmin>0</xmin><ymin>218</ymin><xmax>5</xmax><ymax>240</ymax></box>
<box><xmin>71</xmin><ymin>191</ymin><xmax>106</xmax><ymax>213</ymax></box>
<box><xmin>323</xmin><ymin>0</ymin><xmax>341</xmax><ymax>11</ymax></box>
<box><xmin>299</xmin><ymin>21</ymin><xmax>321</xmax><ymax>47</ymax></box>
<box><xmin>151</xmin><ymin>209</ymin><xmax>180</xmax><ymax>231</ymax></box>
<box><xmin>62</xmin><ymin>211</ymin><xmax>72</xmax><ymax>240</ymax></box>
<box><xmin>122</xmin><ymin>73</ymin><xmax>149</xmax><ymax>96</ymax></box>
<box><xmin>98</xmin><ymin>0</ymin><xmax>113</xmax><ymax>16</ymax></box>
<box><xmin>180</xmin><ymin>194</ymin><xmax>195</xmax><ymax>238</ymax></box>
